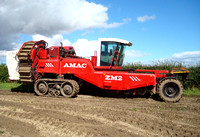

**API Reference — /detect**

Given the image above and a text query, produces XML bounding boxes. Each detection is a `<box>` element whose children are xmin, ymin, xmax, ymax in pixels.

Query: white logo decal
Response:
<box><xmin>63</xmin><ymin>63</ymin><xmax>87</xmax><ymax>68</ymax></box>
<box><xmin>129</xmin><ymin>76</ymin><xmax>141</xmax><ymax>81</ymax></box>
<box><xmin>105</xmin><ymin>75</ymin><xmax>122</xmax><ymax>81</ymax></box>
<box><xmin>45</xmin><ymin>63</ymin><xmax>54</xmax><ymax>67</ymax></box>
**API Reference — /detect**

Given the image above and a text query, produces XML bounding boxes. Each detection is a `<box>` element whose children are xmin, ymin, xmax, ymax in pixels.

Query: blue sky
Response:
<box><xmin>0</xmin><ymin>0</ymin><xmax>200</xmax><ymax>65</ymax></box>
<box><xmin>77</xmin><ymin>0</ymin><xmax>200</xmax><ymax>63</ymax></box>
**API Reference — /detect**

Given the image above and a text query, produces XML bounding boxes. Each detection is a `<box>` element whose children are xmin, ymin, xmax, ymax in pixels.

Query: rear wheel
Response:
<box><xmin>61</xmin><ymin>80</ymin><xmax>79</xmax><ymax>98</ymax></box>
<box><xmin>34</xmin><ymin>80</ymin><xmax>48</xmax><ymax>96</ymax></box>
<box><xmin>158</xmin><ymin>79</ymin><xmax>183</xmax><ymax>102</ymax></box>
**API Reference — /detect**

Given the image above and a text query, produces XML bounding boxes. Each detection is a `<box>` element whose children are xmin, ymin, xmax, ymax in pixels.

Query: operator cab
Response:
<box><xmin>98</xmin><ymin>38</ymin><xmax>132</xmax><ymax>67</ymax></box>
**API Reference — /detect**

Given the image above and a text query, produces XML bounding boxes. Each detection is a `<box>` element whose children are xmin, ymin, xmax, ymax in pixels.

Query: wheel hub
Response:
<box><xmin>38</xmin><ymin>83</ymin><xmax>47</xmax><ymax>93</ymax></box>
<box><xmin>166</xmin><ymin>87</ymin><xmax>176</xmax><ymax>97</ymax></box>
<box><xmin>63</xmin><ymin>85</ymin><xmax>73</xmax><ymax>95</ymax></box>
<box><xmin>163</xmin><ymin>83</ymin><xmax>179</xmax><ymax>98</ymax></box>
<box><xmin>34</xmin><ymin>80</ymin><xmax>48</xmax><ymax>96</ymax></box>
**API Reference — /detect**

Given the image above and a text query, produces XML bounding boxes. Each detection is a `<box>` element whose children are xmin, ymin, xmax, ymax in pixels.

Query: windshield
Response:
<box><xmin>100</xmin><ymin>42</ymin><xmax>126</xmax><ymax>66</ymax></box>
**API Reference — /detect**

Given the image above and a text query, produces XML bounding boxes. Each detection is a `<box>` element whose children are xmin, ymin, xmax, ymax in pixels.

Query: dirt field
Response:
<box><xmin>0</xmin><ymin>90</ymin><xmax>199</xmax><ymax>137</ymax></box>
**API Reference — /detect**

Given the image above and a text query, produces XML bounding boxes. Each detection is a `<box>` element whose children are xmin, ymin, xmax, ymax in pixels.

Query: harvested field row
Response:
<box><xmin>0</xmin><ymin>90</ymin><xmax>199</xmax><ymax>137</ymax></box>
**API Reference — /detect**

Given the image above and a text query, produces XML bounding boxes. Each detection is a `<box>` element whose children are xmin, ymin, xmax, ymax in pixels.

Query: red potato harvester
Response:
<box><xmin>13</xmin><ymin>38</ymin><xmax>189</xmax><ymax>102</ymax></box>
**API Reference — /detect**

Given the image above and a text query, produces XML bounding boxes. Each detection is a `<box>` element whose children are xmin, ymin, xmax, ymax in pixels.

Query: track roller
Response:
<box><xmin>48</xmin><ymin>89</ymin><xmax>61</xmax><ymax>97</ymax></box>
<box><xmin>48</xmin><ymin>89</ymin><xmax>55</xmax><ymax>97</ymax></box>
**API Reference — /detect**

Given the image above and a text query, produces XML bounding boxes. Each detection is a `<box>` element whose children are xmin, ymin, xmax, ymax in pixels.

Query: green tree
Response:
<box><xmin>0</xmin><ymin>64</ymin><xmax>9</xmax><ymax>82</ymax></box>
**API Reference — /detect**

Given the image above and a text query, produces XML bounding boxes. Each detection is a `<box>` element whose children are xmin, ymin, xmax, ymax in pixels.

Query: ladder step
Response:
<box><xmin>22</xmin><ymin>46</ymin><xmax>32</xmax><ymax>49</ymax></box>
<box><xmin>19</xmin><ymin>66</ymin><xmax>31</xmax><ymax>71</ymax></box>
<box><xmin>18</xmin><ymin>53</ymin><xmax>28</xmax><ymax>56</ymax></box>
<box><xmin>19</xmin><ymin>70</ymin><xmax>31</xmax><ymax>73</ymax></box>
<box><xmin>19</xmin><ymin>73</ymin><xmax>31</xmax><ymax>76</ymax></box>
<box><xmin>20</xmin><ymin>75</ymin><xmax>32</xmax><ymax>79</ymax></box>
<box><xmin>20</xmin><ymin>79</ymin><xmax>33</xmax><ymax>83</ymax></box>
<box><xmin>19</xmin><ymin>63</ymin><xmax>31</xmax><ymax>67</ymax></box>
<box><xmin>25</xmin><ymin>42</ymin><xmax>35</xmax><ymax>45</ymax></box>
<box><xmin>19</xmin><ymin>60</ymin><xmax>30</xmax><ymax>63</ymax></box>
<box><xmin>20</xmin><ymin>49</ymin><xmax>31</xmax><ymax>52</ymax></box>
<box><xmin>18</xmin><ymin>57</ymin><xmax>29</xmax><ymax>60</ymax></box>
<box><xmin>20</xmin><ymin>74</ymin><xmax>31</xmax><ymax>77</ymax></box>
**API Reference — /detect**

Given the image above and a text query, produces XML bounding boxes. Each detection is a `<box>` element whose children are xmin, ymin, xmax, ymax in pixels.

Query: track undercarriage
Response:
<box><xmin>34</xmin><ymin>79</ymin><xmax>79</xmax><ymax>97</ymax></box>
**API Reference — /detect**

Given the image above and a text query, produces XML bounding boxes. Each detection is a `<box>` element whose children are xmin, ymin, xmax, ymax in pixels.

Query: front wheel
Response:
<box><xmin>158</xmin><ymin>79</ymin><xmax>183</xmax><ymax>102</ymax></box>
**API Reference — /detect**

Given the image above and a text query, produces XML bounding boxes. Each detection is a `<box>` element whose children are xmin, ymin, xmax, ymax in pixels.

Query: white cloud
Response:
<box><xmin>72</xmin><ymin>39</ymin><xmax>99</xmax><ymax>57</ymax></box>
<box><xmin>32</xmin><ymin>34</ymin><xmax>71</xmax><ymax>46</ymax></box>
<box><xmin>125</xmin><ymin>50</ymin><xmax>152</xmax><ymax>59</ymax></box>
<box><xmin>171</xmin><ymin>51</ymin><xmax>200</xmax><ymax>64</ymax></box>
<box><xmin>32</xmin><ymin>35</ymin><xmax>99</xmax><ymax>57</ymax></box>
<box><xmin>172</xmin><ymin>51</ymin><xmax>200</xmax><ymax>59</ymax></box>
<box><xmin>0</xmin><ymin>0</ymin><xmax>108</xmax><ymax>35</ymax></box>
<box><xmin>103</xmin><ymin>18</ymin><xmax>131</xmax><ymax>29</ymax></box>
<box><xmin>0</xmin><ymin>50</ymin><xmax>7</xmax><ymax>57</ymax></box>
<box><xmin>123</xmin><ymin>50</ymin><xmax>152</xmax><ymax>64</ymax></box>
<box><xmin>0</xmin><ymin>0</ymin><xmax>127</xmax><ymax>51</ymax></box>
<box><xmin>137</xmin><ymin>15</ymin><xmax>156</xmax><ymax>23</ymax></box>
<box><xmin>150</xmin><ymin>51</ymin><xmax>200</xmax><ymax>65</ymax></box>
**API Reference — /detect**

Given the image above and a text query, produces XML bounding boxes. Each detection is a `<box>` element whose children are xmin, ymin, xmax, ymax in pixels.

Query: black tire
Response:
<box><xmin>34</xmin><ymin>80</ymin><xmax>48</xmax><ymax>96</ymax></box>
<box><xmin>158</xmin><ymin>79</ymin><xmax>183</xmax><ymax>102</ymax></box>
<box><xmin>61</xmin><ymin>80</ymin><xmax>79</xmax><ymax>98</ymax></box>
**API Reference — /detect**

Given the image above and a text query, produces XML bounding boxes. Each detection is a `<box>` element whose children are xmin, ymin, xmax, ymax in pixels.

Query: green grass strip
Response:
<box><xmin>0</xmin><ymin>82</ymin><xmax>200</xmax><ymax>96</ymax></box>
<box><xmin>0</xmin><ymin>82</ymin><xmax>22</xmax><ymax>90</ymax></box>
<box><xmin>183</xmin><ymin>88</ymin><xmax>200</xmax><ymax>96</ymax></box>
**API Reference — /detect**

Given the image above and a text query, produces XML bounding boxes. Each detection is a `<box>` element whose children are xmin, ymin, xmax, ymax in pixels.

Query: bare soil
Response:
<box><xmin>0</xmin><ymin>90</ymin><xmax>199</xmax><ymax>137</ymax></box>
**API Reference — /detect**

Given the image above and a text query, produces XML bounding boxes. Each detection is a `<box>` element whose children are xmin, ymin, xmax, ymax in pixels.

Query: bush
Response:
<box><xmin>123</xmin><ymin>61</ymin><xmax>200</xmax><ymax>89</ymax></box>
<box><xmin>184</xmin><ymin>64</ymin><xmax>200</xmax><ymax>88</ymax></box>
<box><xmin>123</xmin><ymin>60</ymin><xmax>184</xmax><ymax>71</ymax></box>
<box><xmin>0</xmin><ymin>64</ymin><xmax>9</xmax><ymax>82</ymax></box>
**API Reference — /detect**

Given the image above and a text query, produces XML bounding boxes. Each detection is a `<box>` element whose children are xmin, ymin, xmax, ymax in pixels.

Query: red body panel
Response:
<box><xmin>25</xmin><ymin>40</ymin><xmax>169</xmax><ymax>91</ymax></box>
<box><xmin>38</xmin><ymin>59</ymin><xmax>60</xmax><ymax>74</ymax></box>
<box><xmin>37</xmin><ymin>58</ymin><xmax>156</xmax><ymax>90</ymax></box>
<box><xmin>48</xmin><ymin>46</ymin><xmax>59</xmax><ymax>59</ymax></box>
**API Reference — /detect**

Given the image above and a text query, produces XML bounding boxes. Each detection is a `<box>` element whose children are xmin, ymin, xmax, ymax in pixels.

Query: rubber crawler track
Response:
<box><xmin>34</xmin><ymin>79</ymin><xmax>79</xmax><ymax>97</ymax></box>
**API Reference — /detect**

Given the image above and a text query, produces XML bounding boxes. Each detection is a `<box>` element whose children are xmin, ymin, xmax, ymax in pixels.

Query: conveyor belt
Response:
<box><xmin>17</xmin><ymin>41</ymin><xmax>36</xmax><ymax>83</ymax></box>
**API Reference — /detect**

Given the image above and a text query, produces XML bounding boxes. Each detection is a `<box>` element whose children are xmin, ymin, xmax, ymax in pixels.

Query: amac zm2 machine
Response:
<box><xmin>7</xmin><ymin>38</ymin><xmax>189</xmax><ymax>102</ymax></box>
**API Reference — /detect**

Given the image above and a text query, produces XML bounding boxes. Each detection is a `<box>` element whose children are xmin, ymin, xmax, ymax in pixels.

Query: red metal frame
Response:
<box><xmin>37</xmin><ymin>56</ymin><xmax>157</xmax><ymax>91</ymax></box>
<box><xmin>110</xmin><ymin>51</ymin><xmax>119</xmax><ymax>66</ymax></box>
<box><xmin>19</xmin><ymin>40</ymin><xmax>175</xmax><ymax>92</ymax></box>
<box><xmin>135</xmin><ymin>69</ymin><xmax>169</xmax><ymax>78</ymax></box>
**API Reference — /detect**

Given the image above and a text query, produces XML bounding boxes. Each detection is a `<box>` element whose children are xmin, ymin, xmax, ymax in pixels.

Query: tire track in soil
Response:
<box><xmin>33</xmin><ymin>104</ymin><xmax>154</xmax><ymax>136</ymax></box>
<box><xmin>0</xmin><ymin>90</ymin><xmax>200</xmax><ymax>137</ymax></box>
<box><xmin>0</xmin><ymin>99</ymin><xmax>86</xmax><ymax>136</ymax></box>
<box><xmin>0</xmin><ymin>108</ymin><xmax>84</xmax><ymax>137</ymax></box>
<box><xmin>34</xmin><ymin>101</ymin><xmax>199</xmax><ymax>137</ymax></box>
<box><xmin>0</xmin><ymin>102</ymin><xmax>138</xmax><ymax>136</ymax></box>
